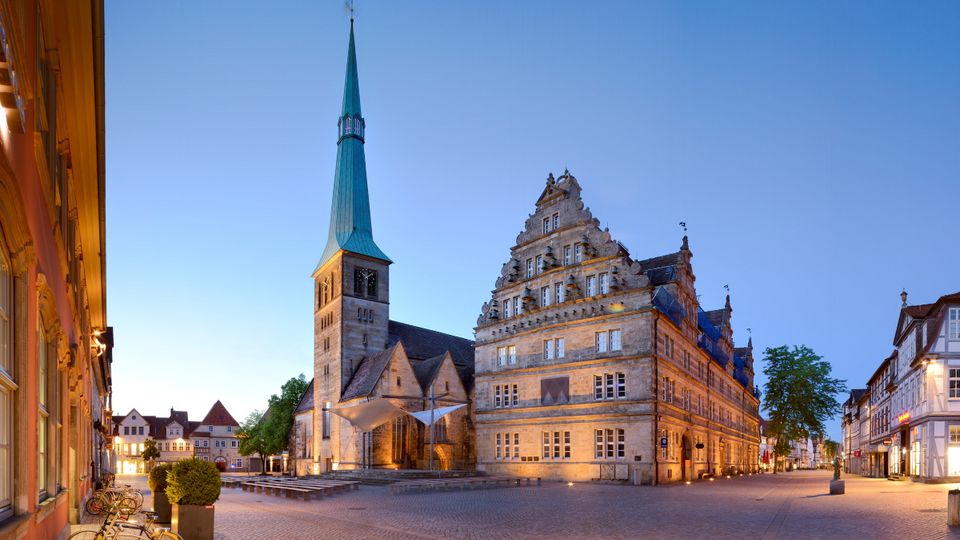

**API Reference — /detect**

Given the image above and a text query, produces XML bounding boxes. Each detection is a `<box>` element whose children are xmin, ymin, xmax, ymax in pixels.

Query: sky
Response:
<box><xmin>105</xmin><ymin>1</ymin><xmax>960</xmax><ymax>439</ymax></box>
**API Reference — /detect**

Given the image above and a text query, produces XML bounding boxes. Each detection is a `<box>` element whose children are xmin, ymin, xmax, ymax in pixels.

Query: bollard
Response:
<box><xmin>829</xmin><ymin>479</ymin><xmax>845</xmax><ymax>495</ymax></box>
<box><xmin>948</xmin><ymin>489</ymin><xmax>960</xmax><ymax>526</ymax></box>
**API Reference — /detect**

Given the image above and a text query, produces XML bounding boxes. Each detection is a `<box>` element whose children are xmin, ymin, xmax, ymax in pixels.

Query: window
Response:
<box><xmin>526</xmin><ymin>259</ymin><xmax>533</xmax><ymax>278</ymax></box>
<box><xmin>552</xmin><ymin>213</ymin><xmax>559</xmax><ymax>230</ymax></box>
<box><xmin>541</xmin><ymin>286</ymin><xmax>550</xmax><ymax>307</ymax></box>
<box><xmin>195</xmin><ymin>440</ymin><xmax>201</xmax><ymax>447</ymax></box>
<box><xmin>575</xmin><ymin>244</ymin><xmax>583</xmax><ymax>263</ymax></box>
<box><xmin>556</xmin><ymin>338</ymin><xmax>565</xmax><ymax>359</ymax></box>
<box><xmin>563</xmin><ymin>245</ymin><xmax>572</xmax><ymax>265</ymax></box>
<box><xmin>322</xmin><ymin>402</ymin><xmax>332</xmax><ymax>439</ymax></box>
<box><xmin>495</xmin><ymin>433</ymin><xmax>502</xmax><ymax>459</ymax></box>
<box><xmin>542</xmin><ymin>217</ymin><xmax>550</xmax><ymax>234</ymax></box>
<box><xmin>536</xmin><ymin>255</ymin><xmax>544</xmax><ymax>274</ymax></box>
<box><xmin>493</xmin><ymin>384</ymin><xmax>519</xmax><ymax>408</ymax></box>
<box><xmin>663</xmin><ymin>336</ymin><xmax>674</xmax><ymax>358</ymax></box>
<box><xmin>544</xmin><ymin>340</ymin><xmax>554</xmax><ymax>360</ymax></box>
<box><xmin>353</xmin><ymin>267</ymin><xmax>377</xmax><ymax>299</ymax></box>
<box><xmin>203</xmin><ymin>440</ymin><xmax>208</xmax><ymax>447</ymax></box>
<box><xmin>232</xmin><ymin>458</ymin><xmax>243</xmax><ymax>469</ymax></box>
<box><xmin>555</xmin><ymin>283</ymin><xmax>564</xmax><ymax>303</ymax></box>
<box><xmin>513</xmin><ymin>296</ymin><xmax>521</xmax><ymax>316</ymax></box>
<box><xmin>951</xmin><ymin>308</ymin><xmax>960</xmax><ymax>340</ymax></box>
<box><xmin>497</xmin><ymin>347</ymin><xmax>506</xmax><ymax>367</ymax></box>
<box><xmin>951</xmin><ymin>369</ymin><xmax>960</xmax><ymax>399</ymax></box>
<box><xmin>502</xmin><ymin>299</ymin><xmax>510</xmax><ymax>319</ymax></box>
<box><xmin>599</xmin><ymin>273</ymin><xmax>609</xmax><ymax>294</ymax></box>
<box><xmin>586</xmin><ymin>275</ymin><xmax>596</xmax><ymax>296</ymax></box>
<box><xmin>596</xmin><ymin>331</ymin><xmax>608</xmax><ymax>353</ymax></box>
<box><xmin>508</xmin><ymin>345</ymin><xmax>517</xmax><ymax>365</ymax></box>
<box><xmin>951</xmin><ymin>426</ymin><xmax>960</xmax><ymax>444</ymax></box>
<box><xmin>499</xmin><ymin>432</ymin><xmax>518</xmax><ymax>460</ymax></box>
<box><xmin>595</xmin><ymin>428</ymin><xmax>624</xmax><ymax>458</ymax></box>
<box><xmin>513</xmin><ymin>433</ymin><xmax>520</xmax><ymax>459</ymax></box>
<box><xmin>594</xmin><ymin>373</ymin><xmax>626</xmax><ymax>400</ymax></box>
<box><xmin>138</xmin><ymin>426</ymin><xmax>144</xmax><ymax>435</ymax></box>
<box><xmin>610</xmin><ymin>329</ymin><xmax>621</xmax><ymax>351</ymax></box>
<box><xmin>124</xmin><ymin>426</ymin><xmax>129</xmax><ymax>435</ymax></box>
<box><xmin>543</xmin><ymin>431</ymin><xmax>570</xmax><ymax>459</ymax></box>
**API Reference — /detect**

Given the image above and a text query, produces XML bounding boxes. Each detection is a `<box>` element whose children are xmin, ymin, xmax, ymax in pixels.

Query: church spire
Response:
<box><xmin>317</xmin><ymin>20</ymin><xmax>390</xmax><ymax>271</ymax></box>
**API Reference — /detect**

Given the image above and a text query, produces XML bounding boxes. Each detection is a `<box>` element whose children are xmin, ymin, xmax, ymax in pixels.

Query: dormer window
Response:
<box><xmin>950</xmin><ymin>308</ymin><xmax>960</xmax><ymax>340</ymax></box>
<box><xmin>208</xmin><ymin>426</ymin><xmax>214</xmax><ymax>432</ymax></box>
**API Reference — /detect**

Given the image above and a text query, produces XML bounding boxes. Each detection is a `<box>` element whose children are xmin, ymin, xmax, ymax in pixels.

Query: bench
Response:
<box><xmin>390</xmin><ymin>476</ymin><xmax>540</xmax><ymax>495</ymax></box>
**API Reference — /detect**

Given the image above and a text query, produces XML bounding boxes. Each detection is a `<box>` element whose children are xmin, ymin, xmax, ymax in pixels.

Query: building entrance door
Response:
<box><xmin>900</xmin><ymin>428</ymin><xmax>910</xmax><ymax>476</ymax></box>
<box><xmin>681</xmin><ymin>435</ymin><xmax>691</xmax><ymax>481</ymax></box>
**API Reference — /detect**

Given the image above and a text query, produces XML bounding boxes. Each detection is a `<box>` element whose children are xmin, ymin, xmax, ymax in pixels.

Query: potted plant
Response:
<box><xmin>166</xmin><ymin>458</ymin><xmax>221</xmax><ymax>540</ymax></box>
<box><xmin>148</xmin><ymin>463</ymin><xmax>174</xmax><ymax>523</ymax></box>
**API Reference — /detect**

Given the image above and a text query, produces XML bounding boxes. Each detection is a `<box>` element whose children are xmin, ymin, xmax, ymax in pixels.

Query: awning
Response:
<box><xmin>331</xmin><ymin>399</ymin><xmax>405</xmax><ymax>431</ymax></box>
<box><xmin>408</xmin><ymin>404</ymin><xmax>466</xmax><ymax>426</ymax></box>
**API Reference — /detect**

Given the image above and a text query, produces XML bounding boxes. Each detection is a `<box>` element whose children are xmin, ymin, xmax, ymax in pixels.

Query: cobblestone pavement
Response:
<box><xmin>70</xmin><ymin>471</ymin><xmax>960</xmax><ymax>539</ymax></box>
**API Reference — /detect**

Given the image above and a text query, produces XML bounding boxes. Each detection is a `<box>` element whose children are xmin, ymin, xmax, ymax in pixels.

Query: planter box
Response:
<box><xmin>172</xmin><ymin>503</ymin><xmax>215</xmax><ymax>540</ymax></box>
<box><xmin>829</xmin><ymin>479</ymin><xmax>845</xmax><ymax>495</ymax></box>
<box><xmin>153</xmin><ymin>491</ymin><xmax>172</xmax><ymax>523</ymax></box>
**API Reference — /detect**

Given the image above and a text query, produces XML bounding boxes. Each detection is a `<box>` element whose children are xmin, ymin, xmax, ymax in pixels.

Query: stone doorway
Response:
<box><xmin>681</xmin><ymin>434</ymin><xmax>692</xmax><ymax>481</ymax></box>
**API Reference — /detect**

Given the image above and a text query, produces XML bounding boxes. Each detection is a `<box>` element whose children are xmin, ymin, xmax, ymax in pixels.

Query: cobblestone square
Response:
<box><xmin>193</xmin><ymin>470</ymin><xmax>960</xmax><ymax>539</ymax></box>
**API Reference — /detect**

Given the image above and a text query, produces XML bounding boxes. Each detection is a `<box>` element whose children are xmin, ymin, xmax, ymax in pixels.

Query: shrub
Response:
<box><xmin>148</xmin><ymin>462</ymin><xmax>173</xmax><ymax>493</ymax></box>
<box><xmin>165</xmin><ymin>458</ymin><xmax>221</xmax><ymax>506</ymax></box>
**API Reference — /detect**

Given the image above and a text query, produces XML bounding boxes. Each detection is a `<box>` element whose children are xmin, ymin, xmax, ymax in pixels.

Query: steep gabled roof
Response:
<box><xmin>387</xmin><ymin>320</ymin><xmax>474</xmax><ymax>367</ymax></box>
<box><xmin>199</xmin><ymin>400</ymin><xmax>239</xmax><ymax>427</ymax></box>
<box><xmin>341</xmin><ymin>344</ymin><xmax>401</xmax><ymax>401</ymax></box>
<box><xmin>410</xmin><ymin>353</ymin><xmax>446</xmax><ymax>392</ymax></box>
<box><xmin>294</xmin><ymin>378</ymin><xmax>315</xmax><ymax>414</ymax></box>
<box><xmin>894</xmin><ymin>291</ymin><xmax>960</xmax><ymax>346</ymax></box>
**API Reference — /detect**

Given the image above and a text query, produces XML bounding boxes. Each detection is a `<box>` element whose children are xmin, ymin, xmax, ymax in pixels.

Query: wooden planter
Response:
<box><xmin>172</xmin><ymin>503</ymin><xmax>215</xmax><ymax>540</ymax></box>
<box><xmin>153</xmin><ymin>491</ymin><xmax>172</xmax><ymax>523</ymax></box>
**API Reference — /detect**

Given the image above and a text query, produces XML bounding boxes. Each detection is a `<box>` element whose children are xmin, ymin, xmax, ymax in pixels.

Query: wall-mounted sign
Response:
<box><xmin>897</xmin><ymin>412</ymin><xmax>911</xmax><ymax>425</ymax></box>
<box><xmin>660</xmin><ymin>437</ymin><xmax>668</xmax><ymax>448</ymax></box>
<box><xmin>696</xmin><ymin>443</ymin><xmax>705</xmax><ymax>449</ymax></box>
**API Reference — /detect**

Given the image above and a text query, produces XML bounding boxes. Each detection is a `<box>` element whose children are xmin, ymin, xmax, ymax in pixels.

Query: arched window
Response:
<box><xmin>0</xmin><ymin>236</ymin><xmax>11</xmax><ymax>517</ymax></box>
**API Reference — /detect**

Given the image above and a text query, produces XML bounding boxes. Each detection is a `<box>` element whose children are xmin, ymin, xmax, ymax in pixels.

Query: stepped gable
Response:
<box><xmin>294</xmin><ymin>378</ymin><xmax>315</xmax><ymax>414</ymax></box>
<box><xmin>199</xmin><ymin>400</ymin><xmax>239</xmax><ymax>427</ymax></box>
<box><xmin>341</xmin><ymin>345</ymin><xmax>399</xmax><ymax>401</ymax></box>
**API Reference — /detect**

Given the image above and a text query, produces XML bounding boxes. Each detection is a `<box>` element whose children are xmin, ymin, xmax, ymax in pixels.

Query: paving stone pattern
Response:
<box><xmin>70</xmin><ymin>471</ymin><xmax>960</xmax><ymax>539</ymax></box>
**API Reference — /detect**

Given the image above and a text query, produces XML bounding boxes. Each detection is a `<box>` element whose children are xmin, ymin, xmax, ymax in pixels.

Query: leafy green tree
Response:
<box><xmin>140</xmin><ymin>438</ymin><xmax>161</xmax><ymax>470</ymax></box>
<box><xmin>762</xmin><ymin>345</ymin><xmax>846</xmax><ymax>473</ymax></box>
<box><xmin>237</xmin><ymin>410</ymin><xmax>269</xmax><ymax>474</ymax></box>
<box><xmin>822</xmin><ymin>439</ymin><xmax>839</xmax><ymax>463</ymax></box>
<box><xmin>262</xmin><ymin>375</ymin><xmax>310</xmax><ymax>465</ymax></box>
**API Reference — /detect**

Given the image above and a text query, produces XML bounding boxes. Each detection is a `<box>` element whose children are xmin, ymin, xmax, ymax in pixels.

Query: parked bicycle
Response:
<box><xmin>69</xmin><ymin>510</ymin><xmax>182</xmax><ymax>540</ymax></box>
<box><xmin>84</xmin><ymin>484</ymin><xmax>143</xmax><ymax>516</ymax></box>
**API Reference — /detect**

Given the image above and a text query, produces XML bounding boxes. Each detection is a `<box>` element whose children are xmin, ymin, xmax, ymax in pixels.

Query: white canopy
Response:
<box><xmin>331</xmin><ymin>399</ymin><xmax>405</xmax><ymax>432</ymax></box>
<box><xmin>408</xmin><ymin>404</ymin><xmax>467</xmax><ymax>426</ymax></box>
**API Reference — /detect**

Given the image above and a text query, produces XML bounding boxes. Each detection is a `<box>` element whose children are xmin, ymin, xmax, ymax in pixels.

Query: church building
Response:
<box><xmin>474</xmin><ymin>171</ymin><xmax>761</xmax><ymax>484</ymax></box>
<box><xmin>300</xmin><ymin>21</ymin><xmax>475</xmax><ymax>474</ymax></box>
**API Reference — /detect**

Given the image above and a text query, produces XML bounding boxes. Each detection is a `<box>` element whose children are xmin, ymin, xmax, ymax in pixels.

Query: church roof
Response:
<box><xmin>410</xmin><ymin>353</ymin><xmax>446</xmax><ymax>391</ymax></box>
<box><xmin>316</xmin><ymin>20</ymin><xmax>389</xmax><ymax>270</ymax></box>
<box><xmin>294</xmin><ymin>378</ymin><xmax>315</xmax><ymax>414</ymax></box>
<box><xmin>199</xmin><ymin>400</ymin><xmax>239</xmax><ymax>427</ymax></box>
<box><xmin>387</xmin><ymin>320</ymin><xmax>474</xmax><ymax>367</ymax></box>
<box><xmin>341</xmin><ymin>345</ymin><xmax>398</xmax><ymax>401</ymax></box>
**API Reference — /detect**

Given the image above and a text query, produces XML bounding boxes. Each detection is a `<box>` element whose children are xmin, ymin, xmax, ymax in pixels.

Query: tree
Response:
<box><xmin>822</xmin><ymin>439</ymin><xmax>839</xmax><ymax>463</ymax></box>
<box><xmin>262</xmin><ymin>374</ymin><xmax>310</xmax><ymax>467</ymax></box>
<box><xmin>140</xmin><ymin>438</ymin><xmax>161</xmax><ymax>471</ymax></box>
<box><xmin>237</xmin><ymin>410</ymin><xmax>269</xmax><ymax>474</ymax></box>
<box><xmin>762</xmin><ymin>345</ymin><xmax>846</xmax><ymax>473</ymax></box>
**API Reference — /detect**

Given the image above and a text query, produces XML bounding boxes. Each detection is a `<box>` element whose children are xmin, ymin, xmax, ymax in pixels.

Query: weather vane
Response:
<box><xmin>723</xmin><ymin>284</ymin><xmax>729</xmax><ymax>293</ymax></box>
<box><xmin>345</xmin><ymin>0</ymin><xmax>355</xmax><ymax>20</ymax></box>
<box><xmin>679</xmin><ymin>221</ymin><xmax>687</xmax><ymax>233</ymax></box>
<box><xmin>747</xmin><ymin>327</ymin><xmax>752</xmax><ymax>336</ymax></box>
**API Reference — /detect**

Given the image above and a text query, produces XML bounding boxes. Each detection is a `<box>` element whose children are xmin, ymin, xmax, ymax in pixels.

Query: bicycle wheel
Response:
<box><xmin>84</xmin><ymin>496</ymin><xmax>104</xmax><ymax>516</ymax></box>
<box><xmin>154</xmin><ymin>531</ymin><xmax>183</xmax><ymax>540</ymax></box>
<box><xmin>117</xmin><ymin>496</ymin><xmax>140</xmax><ymax>513</ymax></box>
<box><xmin>68</xmin><ymin>531</ymin><xmax>104</xmax><ymax>540</ymax></box>
<box><xmin>129</xmin><ymin>491</ymin><xmax>145</xmax><ymax>507</ymax></box>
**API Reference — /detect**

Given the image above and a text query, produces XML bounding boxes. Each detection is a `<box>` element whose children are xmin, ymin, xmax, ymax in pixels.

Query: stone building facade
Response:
<box><xmin>306</xmin><ymin>21</ymin><xmax>474</xmax><ymax>473</ymax></box>
<box><xmin>474</xmin><ymin>172</ymin><xmax>760</xmax><ymax>484</ymax></box>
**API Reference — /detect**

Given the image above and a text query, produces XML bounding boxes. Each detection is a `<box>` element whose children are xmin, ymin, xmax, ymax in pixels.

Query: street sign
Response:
<box><xmin>660</xmin><ymin>437</ymin><xmax>668</xmax><ymax>448</ymax></box>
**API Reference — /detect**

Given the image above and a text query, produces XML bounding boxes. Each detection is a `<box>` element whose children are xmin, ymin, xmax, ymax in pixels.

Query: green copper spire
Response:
<box><xmin>317</xmin><ymin>20</ymin><xmax>390</xmax><ymax>270</ymax></box>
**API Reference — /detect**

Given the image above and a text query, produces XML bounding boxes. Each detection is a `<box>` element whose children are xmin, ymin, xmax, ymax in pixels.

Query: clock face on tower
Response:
<box><xmin>354</xmin><ymin>267</ymin><xmax>377</xmax><ymax>299</ymax></box>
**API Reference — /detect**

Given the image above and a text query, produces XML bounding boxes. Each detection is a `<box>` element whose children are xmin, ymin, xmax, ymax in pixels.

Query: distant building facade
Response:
<box><xmin>846</xmin><ymin>291</ymin><xmax>960</xmax><ymax>482</ymax></box>
<box><xmin>306</xmin><ymin>22</ymin><xmax>475</xmax><ymax>473</ymax></box>
<box><xmin>112</xmin><ymin>401</ymin><xmax>252</xmax><ymax>473</ymax></box>
<box><xmin>841</xmin><ymin>389</ymin><xmax>868</xmax><ymax>475</ymax></box>
<box><xmin>0</xmin><ymin>1</ymin><xmax>112</xmax><ymax>537</ymax></box>
<box><xmin>473</xmin><ymin>172</ymin><xmax>761</xmax><ymax>484</ymax></box>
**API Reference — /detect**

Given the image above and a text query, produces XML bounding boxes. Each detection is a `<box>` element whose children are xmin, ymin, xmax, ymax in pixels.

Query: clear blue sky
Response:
<box><xmin>106</xmin><ymin>1</ymin><xmax>960</xmax><ymax>439</ymax></box>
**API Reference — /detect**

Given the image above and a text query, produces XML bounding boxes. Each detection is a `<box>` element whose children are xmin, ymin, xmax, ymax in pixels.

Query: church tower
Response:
<box><xmin>313</xmin><ymin>20</ymin><xmax>391</xmax><ymax>471</ymax></box>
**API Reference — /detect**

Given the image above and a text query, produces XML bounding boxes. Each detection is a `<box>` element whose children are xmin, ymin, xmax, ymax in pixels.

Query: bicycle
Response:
<box><xmin>85</xmin><ymin>485</ymin><xmax>143</xmax><ymax>516</ymax></box>
<box><xmin>69</xmin><ymin>510</ymin><xmax>182</xmax><ymax>540</ymax></box>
